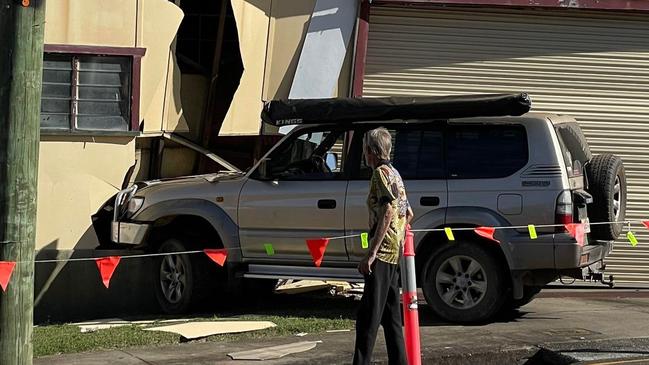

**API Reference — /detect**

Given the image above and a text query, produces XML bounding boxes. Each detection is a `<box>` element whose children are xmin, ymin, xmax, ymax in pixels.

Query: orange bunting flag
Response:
<box><xmin>204</xmin><ymin>248</ymin><xmax>228</xmax><ymax>267</ymax></box>
<box><xmin>95</xmin><ymin>256</ymin><xmax>121</xmax><ymax>289</ymax></box>
<box><xmin>306</xmin><ymin>238</ymin><xmax>330</xmax><ymax>267</ymax></box>
<box><xmin>565</xmin><ymin>223</ymin><xmax>585</xmax><ymax>246</ymax></box>
<box><xmin>474</xmin><ymin>227</ymin><xmax>500</xmax><ymax>244</ymax></box>
<box><xmin>643</xmin><ymin>221</ymin><xmax>649</xmax><ymax>231</ymax></box>
<box><xmin>0</xmin><ymin>261</ymin><xmax>16</xmax><ymax>292</ymax></box>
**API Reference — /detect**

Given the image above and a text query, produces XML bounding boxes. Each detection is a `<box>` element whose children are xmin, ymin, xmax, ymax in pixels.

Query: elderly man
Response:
<box><xmin>354</xmin><ymin>127</ymin><xmax>413</xmax><ymax>365</ymax></box>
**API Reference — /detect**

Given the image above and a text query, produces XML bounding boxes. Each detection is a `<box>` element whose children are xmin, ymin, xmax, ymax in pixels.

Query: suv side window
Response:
<box><xmin>262</xmin><ymin>128</ymin><xmax>347</xmax><ymax>180</ymax></box>
<box><xmin>356</xmin><ymin>125</ymin><xmax>444</xmax><ymax>180</ymax></box>
<box><xmin>447</xmin><ymin>124</ymin><xmax>528</xmax><ymax>179</ymax></box>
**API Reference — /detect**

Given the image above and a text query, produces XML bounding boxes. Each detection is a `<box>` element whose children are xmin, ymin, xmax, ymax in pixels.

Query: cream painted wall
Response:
<box><xmin>262</xmin><ymin>0</ymin><xmax>317</xmax><ymax>100</ymax></box>
<box><xmin>137</xmin><ymin>1</ymin><xmax>186</xmax><ymax>134</ymax></box>
<box><xmin>45</xmin><ymin>0</ymin><xmax>137</xmax><ymax>46</ymax></box>
<box><xmin>36</xmin><ymin>138</ymin><xmax>136</xmax><ymax>251</ymax></box>
<box><xmin>221</xmin><ymin>0</ymin><xmax>355</xmax><ymax>136</ymax></box>
<box><xmin>37</xmin><ymin>0</ymin><xmax>186</xmax><ymax>251</ymax></box>
<box><xmin>219</xmin><ymin>0</ymin><xmax>272</xmax><ymax>136</ymax></box>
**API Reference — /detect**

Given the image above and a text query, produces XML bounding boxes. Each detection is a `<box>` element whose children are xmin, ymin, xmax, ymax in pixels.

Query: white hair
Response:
<box><xmin>363</xmin><ymin>127</ymin><xmax>392</xmax><ymax>161</ymax></box>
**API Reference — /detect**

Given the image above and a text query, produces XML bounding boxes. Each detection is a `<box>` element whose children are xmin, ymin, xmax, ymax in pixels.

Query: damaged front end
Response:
<box><xmin>92</xmin><ymin>183</ymin><xmax>149</xmax><ymax>248</ymax></box>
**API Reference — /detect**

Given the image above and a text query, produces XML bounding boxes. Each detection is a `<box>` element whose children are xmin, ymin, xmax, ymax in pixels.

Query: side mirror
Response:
<box><xmin>325</xmin><ymin>152</ymin><xmax>338</xmax><ymax>171</ymax></box>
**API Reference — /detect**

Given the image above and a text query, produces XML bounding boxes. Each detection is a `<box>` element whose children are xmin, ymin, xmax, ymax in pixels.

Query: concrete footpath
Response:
<box><xmin>35</xmin><ymin>290</ymin><xmax>649</xmax><ymax>365</ymax></box>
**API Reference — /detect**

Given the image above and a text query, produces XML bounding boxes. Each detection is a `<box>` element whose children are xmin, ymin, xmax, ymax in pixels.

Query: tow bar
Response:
<box><xmin>583</xmin><ymin>261</ymin><xmax>614</xmax><ymax>288</ymax></box>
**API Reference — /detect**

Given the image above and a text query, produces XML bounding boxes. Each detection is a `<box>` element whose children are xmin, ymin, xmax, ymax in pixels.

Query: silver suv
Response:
<box><xmin>94</xmin><ymin>94</ymin><xmax>626</xmax><ymax>323</ymax></box>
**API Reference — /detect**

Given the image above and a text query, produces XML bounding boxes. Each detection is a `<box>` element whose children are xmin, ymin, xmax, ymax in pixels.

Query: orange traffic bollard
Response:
<box><xmin>400</xmin><ymin>226</ymin><xmax>421</xmax><ymax>365</ymax></box>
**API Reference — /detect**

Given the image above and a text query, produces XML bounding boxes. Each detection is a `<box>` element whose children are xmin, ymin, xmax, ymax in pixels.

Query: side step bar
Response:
<box><xmin>244</xmin><ymin>264</ymin><xmax>364</xmax><ymax>283</ymax></box>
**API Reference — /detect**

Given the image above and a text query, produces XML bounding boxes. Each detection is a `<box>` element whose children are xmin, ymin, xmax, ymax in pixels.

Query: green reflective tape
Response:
<box><xmin>627</xmin><ymin>231</ymin><xmax>638</xmax><ymax>247</ymax></box>
<box><xmin>361</xmin><ymin>232</ymin><xmax>369</xmax><ymax>249</ymax></box>
<box><xmin>445</xmin><ymin>227</ymin><xmax>455</xmax><ymax>241</ymax></box>
<box><xmin>264</xmin><ymin>243</ymin><xmax>275</xmax><ymax>256</ymax></box>
<box><xmin>528</xmin><ymin>225</ymin><xmax>538</xmax><ymax>240</ymax></box>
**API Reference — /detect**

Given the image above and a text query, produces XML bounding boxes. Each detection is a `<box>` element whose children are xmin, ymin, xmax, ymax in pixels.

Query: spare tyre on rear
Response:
<box><xmin>586</xmin><ymin>154</ymin><xmax>626</xmax><ymax>241</ymax></box>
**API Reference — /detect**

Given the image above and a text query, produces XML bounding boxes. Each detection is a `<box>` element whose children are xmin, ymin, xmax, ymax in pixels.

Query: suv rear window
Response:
<box><xmin>554</xmin><ymin>122</ymin><xmax>592</xmax><ymax>177</ymax></box>
<box><xmin>358</xmin><ymin>127</ymin><xmax>444</xmax><ymax>180</ymax></box>
<box><xmin>447</xmin><ymin>124</ymin><xmax>528</xmax><ymax>179</ymax></box>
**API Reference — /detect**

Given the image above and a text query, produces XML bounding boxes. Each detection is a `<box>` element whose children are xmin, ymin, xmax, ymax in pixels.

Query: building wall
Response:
<box><xmin>38</xmin><ymin>0</ymin><xmax>184</xmax><ymax>251</ymax></box>
<box><xmin>219</xmin><ymin>0</ymin><xmax>356</xmax><ymax>136</ymax></box>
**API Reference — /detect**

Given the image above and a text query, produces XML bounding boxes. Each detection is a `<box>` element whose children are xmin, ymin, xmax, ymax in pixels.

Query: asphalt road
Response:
<box><xmin>36</xmin><ymin>289</ymin><xmax>649</xmax><ymax>365</ymax></box>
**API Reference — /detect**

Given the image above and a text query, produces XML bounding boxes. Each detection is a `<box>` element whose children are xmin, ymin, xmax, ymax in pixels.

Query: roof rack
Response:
<box><xmin>261</xmin><ymin>93</ymin><xmax>531</xmax><ymax>127</ymax></box>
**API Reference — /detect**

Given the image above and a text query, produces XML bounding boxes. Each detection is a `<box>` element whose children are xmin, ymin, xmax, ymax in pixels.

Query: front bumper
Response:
<box><xmin>111</xmin><ymin>221</ymin><xmax>150</xmax><ymax>245</ymax></box>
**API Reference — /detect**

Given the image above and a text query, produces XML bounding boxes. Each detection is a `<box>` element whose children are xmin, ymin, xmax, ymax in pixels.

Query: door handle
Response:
<box><xmin>318</xmin><ymin>199</ymin><xmax>337</xmax><ymax>209</ymax></box>
<box><xmin>420</xmin><ymin>196</ymin><xmax>440</xmax><ymax>207</ymax></box>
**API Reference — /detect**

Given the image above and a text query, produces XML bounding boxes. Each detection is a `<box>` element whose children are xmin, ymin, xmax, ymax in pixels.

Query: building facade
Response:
<box><xmin>34</xmin><ymin>0</ymin><xmax>649</xmax><ymax>317</ymax></box>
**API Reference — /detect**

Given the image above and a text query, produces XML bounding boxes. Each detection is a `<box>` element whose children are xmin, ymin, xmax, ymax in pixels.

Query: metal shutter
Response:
<box><xmin>364</xmin><ymin>6</ymin><xmax>649</xmax><ymax>284</ymax></box>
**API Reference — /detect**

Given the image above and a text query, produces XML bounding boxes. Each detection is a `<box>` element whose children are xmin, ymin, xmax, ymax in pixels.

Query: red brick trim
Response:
<box><xmin>44</xmin><ymin>44</ymin><xmax>146</xmax><ymax>57</ymax></box>
<box><xmin>352</xmin><ymin>0</ymin><xmax>371</xmax><ymax>97</ymax></box>
<box><xmin>372</xmin><ymin>0</ymin><xmax>649</xmax><ymax>12</ymax></box>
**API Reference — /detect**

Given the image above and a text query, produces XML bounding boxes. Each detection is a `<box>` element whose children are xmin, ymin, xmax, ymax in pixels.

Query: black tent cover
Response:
<box><xmin>261</xmin><ymin>93</ymin><xmax>531</xmax><ymax>126</ymax></box>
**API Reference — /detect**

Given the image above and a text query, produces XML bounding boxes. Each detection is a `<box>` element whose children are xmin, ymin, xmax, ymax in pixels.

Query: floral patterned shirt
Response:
<box><xmin>367</xmin><ymin>163</ymin><xmax>410</xmax><ymax>265</ymax></box>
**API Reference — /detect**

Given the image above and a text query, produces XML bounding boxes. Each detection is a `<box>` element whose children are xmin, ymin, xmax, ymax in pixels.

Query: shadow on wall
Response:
<box><xmin>34</xmin><ymin>230</ymin><xmax>158</xmax><ymax>324</ymax></box>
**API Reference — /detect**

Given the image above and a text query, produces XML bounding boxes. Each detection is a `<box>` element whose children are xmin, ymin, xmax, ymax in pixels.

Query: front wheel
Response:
<box><xmin>422</xmin><ymin>242</ymin><xmax>507</xmax><ymax>323</ymax></box>
<box><xmin>154</xmin><ymin>239</ymin><xmax>195</xmax><ymax>314</ymax></box>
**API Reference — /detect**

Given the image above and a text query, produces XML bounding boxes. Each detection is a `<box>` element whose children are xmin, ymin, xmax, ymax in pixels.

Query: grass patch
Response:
<box><xmin>35</xmin><ymin>297</ymin><xmax>356</xmax><ymax>358</ymax></box>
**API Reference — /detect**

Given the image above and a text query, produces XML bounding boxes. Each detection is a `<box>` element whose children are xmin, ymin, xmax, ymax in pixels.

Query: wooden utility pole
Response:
<box><xmin>0</xmin><ymin>0</ymin><xmax>46</xmax><ymax>364</ymax></box>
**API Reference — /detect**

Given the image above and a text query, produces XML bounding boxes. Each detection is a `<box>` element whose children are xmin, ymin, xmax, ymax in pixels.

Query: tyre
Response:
<box><xmin>422</xmin><ymin>242</ymin><xmax>506</xmax><ymax>323</ymax></box>
<box><xmin>586</xmin><ymin>154</ymin><xmax>626</xmax><ymax>241</ymax></box>
<box><xmin>154</xmin><ymin>238</ymin><xmax>221</xmax><ymax>314</ymax></box>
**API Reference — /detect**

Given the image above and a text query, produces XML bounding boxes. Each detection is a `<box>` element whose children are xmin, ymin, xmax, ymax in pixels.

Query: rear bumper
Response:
<box><xmin>505</xmin><ymin>232</ymin><xmax>613</xmax><ymax>271</ymax></box>
<box><xmin>554</xmin><ymin>235</ymin><xmax>614</xmax><ymax>269</ymax></box>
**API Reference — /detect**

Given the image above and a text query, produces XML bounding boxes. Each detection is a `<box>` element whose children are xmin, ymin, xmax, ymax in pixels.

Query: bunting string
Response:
<box><xmin>0</xmin><ymin>219</ymin><xmax>647</xmax><ymax>291</ymax></box>
<box><xmin>3</xmin><ymin>219</ymin><xmax>647</xmax><ymax>263</ymax></box>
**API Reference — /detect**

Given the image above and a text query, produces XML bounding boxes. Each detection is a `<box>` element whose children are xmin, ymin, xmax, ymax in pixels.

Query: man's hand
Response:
<box><xmin>358</xmin><ymin>252</ymin><xmax>377</xmax><ymax>275</ymax></box>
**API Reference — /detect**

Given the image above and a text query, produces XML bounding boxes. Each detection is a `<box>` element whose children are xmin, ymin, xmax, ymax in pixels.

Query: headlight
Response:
<box><xmin>126</xmin><ymin>197</ymin><xmax>145</xmax><ymax>217</ymax></box>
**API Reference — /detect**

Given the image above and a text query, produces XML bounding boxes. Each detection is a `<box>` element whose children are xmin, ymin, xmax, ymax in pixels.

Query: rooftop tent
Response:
<box><xmin>261</xmin><ymin>93</ymin><xmax>532</xmax><ymax>126</ymax></box>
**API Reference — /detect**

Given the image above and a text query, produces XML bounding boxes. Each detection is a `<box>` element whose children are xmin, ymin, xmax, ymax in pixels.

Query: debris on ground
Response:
<box><xmin>143</xmin><ymin>321</ymin><xmax>276</xmax><ymax>340</ymax></box>
<box><xmin>227</xmin><ymin>340</ymin><xmax>322</xmax><ymax>360</ymax></box>
<box><xmin>73</xmin><ymin>318</ymin><xmax>195</xmax><ymax>333</ymax></box>
<box><xmin>73</xmin><ymin>318</ymin><xmax>163</xmax><ymax>333</ymax></box>
<box><xmin>275</xmin><ymin>280</ymin><xmax>331</xmax><ymax>294</ymax></box>
<box><xmin>275</xmin><ymin>279</ymin><xmax>362</xmax><ymax>299</ymax></box>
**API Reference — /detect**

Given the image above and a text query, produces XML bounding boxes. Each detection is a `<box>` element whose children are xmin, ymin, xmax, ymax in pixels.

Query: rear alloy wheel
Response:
<box><xmin>586</xmin><ymin>154</ymin><xmax>626</xmax><ymax>241</ymax></box>
<box><xmin>436</xmin><ymin>256</ymin><xmax>487</xmax><ymax>310</ymax></box>
<box><xmin>422</xmin><ymin>242</ymin><xmax>506</xmax><ymax>323</ymax></box>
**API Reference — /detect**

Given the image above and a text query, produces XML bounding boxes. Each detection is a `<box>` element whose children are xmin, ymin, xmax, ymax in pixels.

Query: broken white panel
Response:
<box><xmin>281</xmin><ymin>0</ymin><xmax>359</xmax><ymax>134</ymax></box>
<box><xmin>228</xmin><ymin>341</ymin><xmax>322</xmax><ymax>360</ymax></box>
<box><xmin>143</xmin><ymin>321</ymin><xmax>276</xmax><ymax>339</ymax></box>
<box><xmin>74</xmin><ymin>318</ymin><xmax>134</xmax><ymax>333</ymax></box>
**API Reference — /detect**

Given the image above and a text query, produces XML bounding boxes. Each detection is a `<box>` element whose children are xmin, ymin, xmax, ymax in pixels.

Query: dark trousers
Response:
<box><xmin>353</xmin><ymin>260</ymin><xmax>407</xmax><ymax>365</ymax></box>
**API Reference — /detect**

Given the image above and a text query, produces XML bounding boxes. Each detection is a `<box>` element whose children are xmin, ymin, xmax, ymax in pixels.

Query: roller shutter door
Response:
<box><xmin>364</xmin><ymin>6</ymin><xmax>649</xmax><ymax>284</ymax></box>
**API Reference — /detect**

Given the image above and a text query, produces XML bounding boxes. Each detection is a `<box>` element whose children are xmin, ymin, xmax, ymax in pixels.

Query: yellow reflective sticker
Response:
<box><xmin>361</xmin><ymin>232</ymin><xmax>369</xmax><ymax>249</ymax></box>
<box><xmin>445</xmin><ymin>227</ymin><xmax>455</xmax><ymax>241</ymax></box>
<box><xmin>627</xmin><ymin>231</ymin><xmax>638</xmax><ymax>247</ymax></box>
<box><xmin>528</xmin><ymin>225</ymin><xmax>538</xmax><ymax>240</ymax></box>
